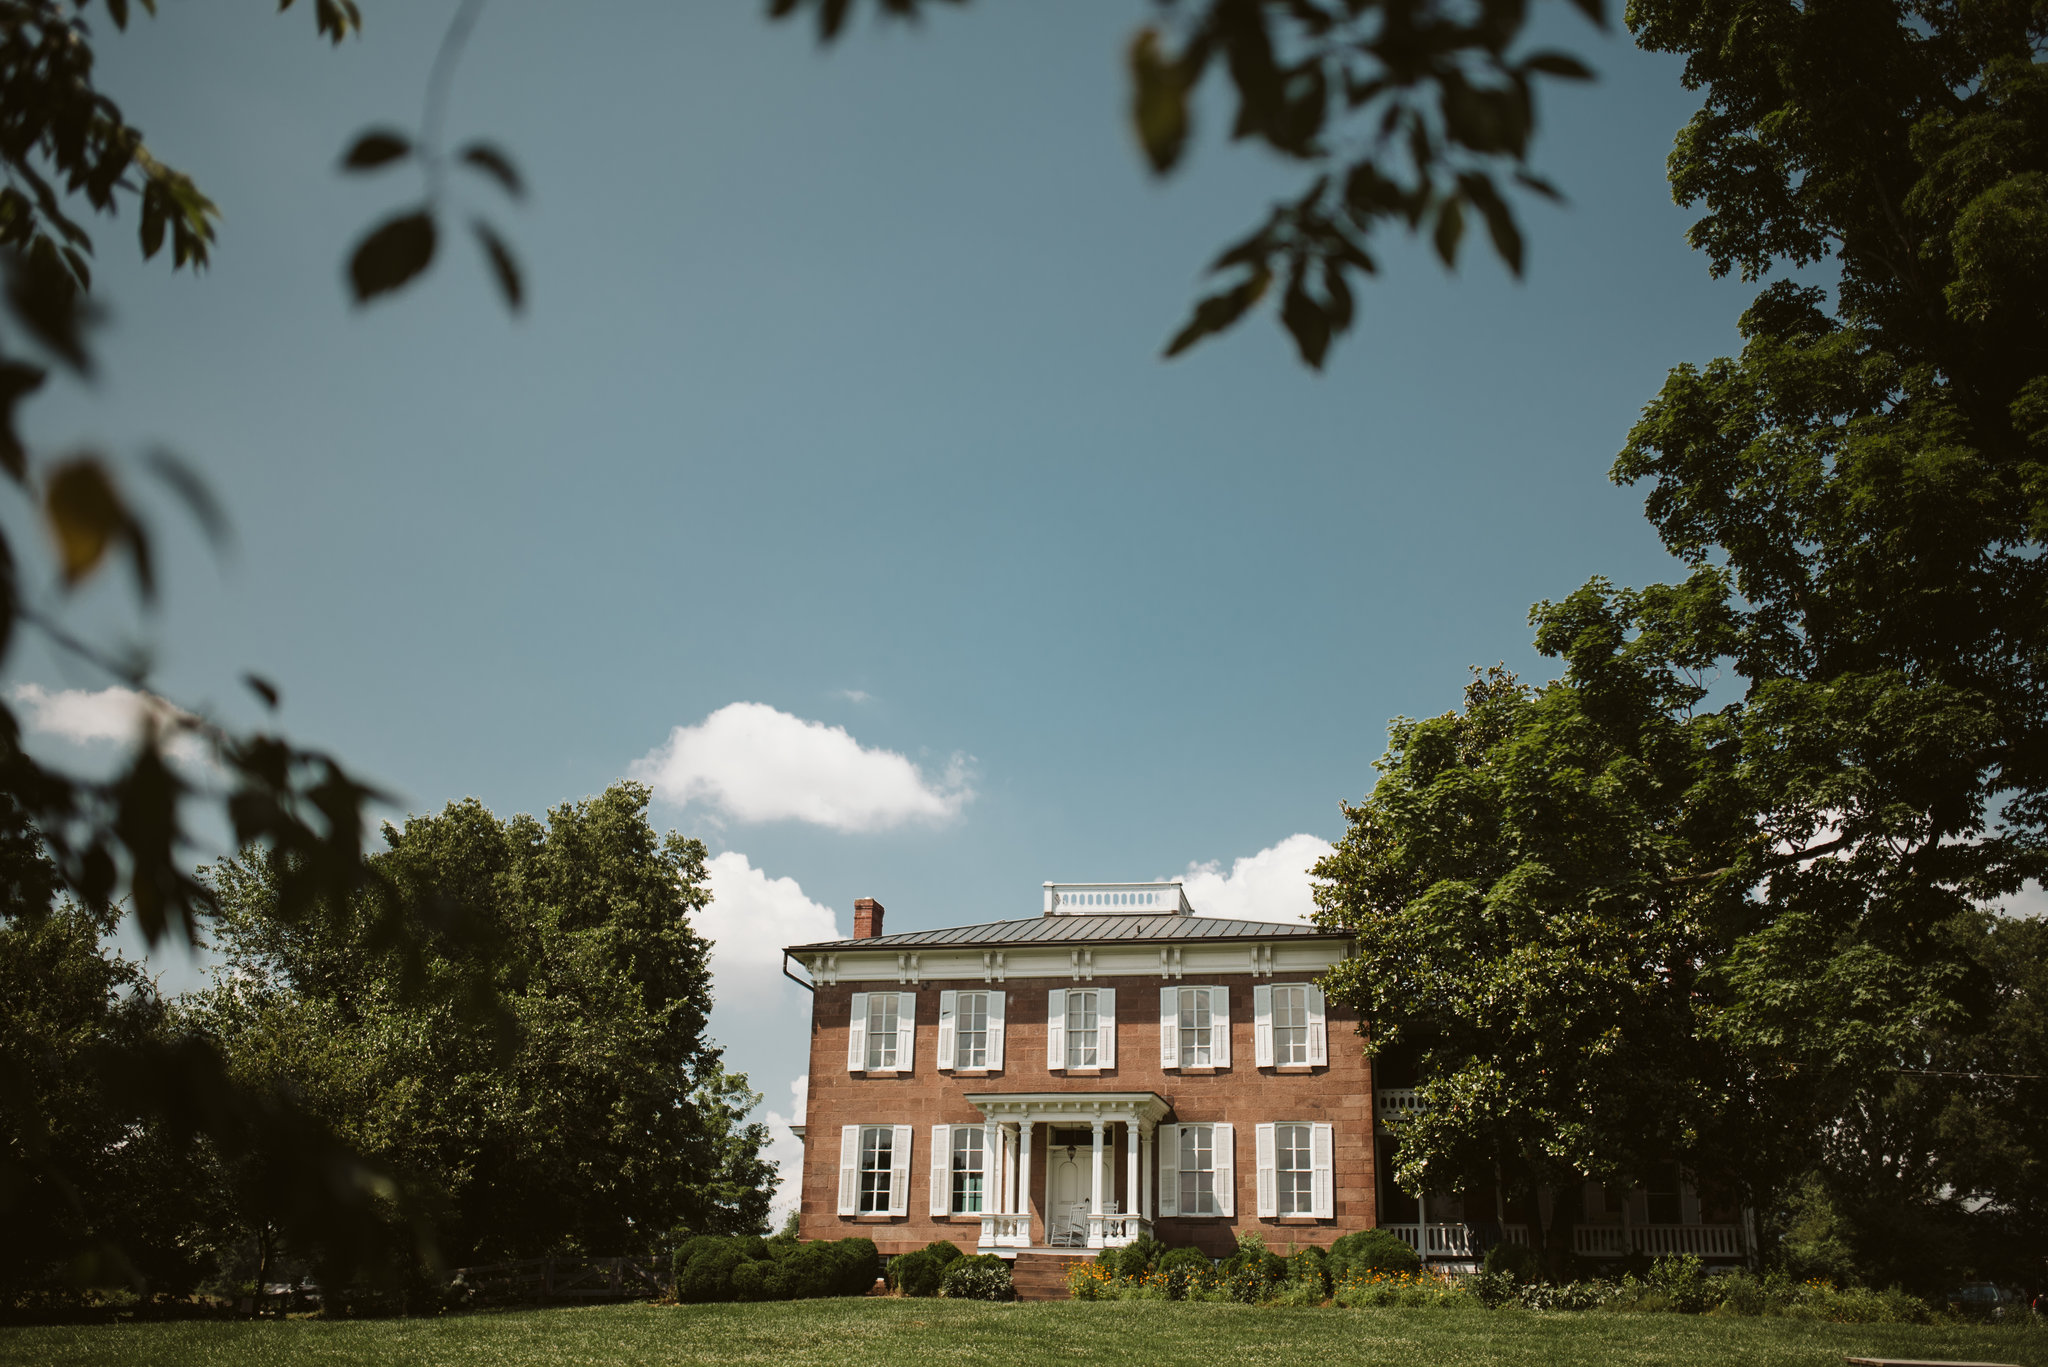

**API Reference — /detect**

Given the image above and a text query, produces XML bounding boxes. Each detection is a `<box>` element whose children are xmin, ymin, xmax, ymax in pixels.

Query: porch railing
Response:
<box><xmin>1374</xmin><ymin>1088</ymin><xmax>1427</xmax><ymax>1119</ymax></box>
<box><xmin>1379</xmin><ymin>1222</ymin><xmax>1528</xmax><ymax>1258</ymax></box>
<box><xmin>1087</xmin><ymin>1212</ymin><xmax>1153</xmax><ymax>1248</ymax></box>
<box><xmin>976</xmin><ymin>1213</ymin><xmax>1031</xmax><ymax>1249</ymax></box>
<box><xmin>1573</xmin><ymin>1224</ymin><xmax>1742</xmax><ymax>1259</ymax></box>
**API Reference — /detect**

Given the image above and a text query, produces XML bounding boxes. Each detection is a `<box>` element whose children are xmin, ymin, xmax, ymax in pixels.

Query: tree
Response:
<box><xmin>1319</xmin><ymin>0</ymin><xmax>2048</xmax><ymax>1285</ymax></box>
<box><xmin>190</xmin><ymin>783</ymin><xmax>770</xmax><ymax>1273</ymax></box>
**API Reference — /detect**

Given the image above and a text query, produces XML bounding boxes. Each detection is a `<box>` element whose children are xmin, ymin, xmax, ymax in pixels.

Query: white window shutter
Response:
<box><xmin>838</xmin><ymin>1125</ymin><xmax>860</xmax><ymax>1215</ymax></box>
<box><xmin>889</xmin><ymin>1125</ymin><xmax>913</xmax><ymax>1217</ymax></box>
<box><xmin>1306</xmin><ymin>984</ymin><xmax>1328</xmax><ymax>1066</ymax></box>
<box><xmin>1159</xmin><ymin>987</ymin><xmax>1179</xmax><ymax>1069</ymax></box>
<box><xmin>937</xmin><ymin>991</ymin><xmax>958</xmax><ymax>1071</ymax></box>
<box><xmin>1254</xmin><ymin>1123</ymin><xmax>1278</xmax><ymax>1218</ymax></box>
<box><xmin>1047</xmin><ymin>988</ymin><xmax>1067</xmax><ymax>1070</ymax></box>
<box><xmin>986</xmin><ymin>991</ymin><xmax>1005</xmax><ymax>1069</ymax></box>
<box><xmin>1157</xmin><ymin>1124</ymin><xmax>1180</xmax><ymax>1216</ymax></box>
<box><xmin>930</xmin><ymin>1125</ymin><xmax>952</xmax><ymax>1217</ymax></box>
<box><xmin>1097</xmin><ymin>987</ymin><xmax>1116</xmax><ymax>1068</ymax></box>
<box><xmin>1311</xmin><ymin>1123</ymin><xmax>1335</xmax><ymax>1219</ymax></box>
<box><xmin>896</xmin><ymin>993</ymin><xmax>916</xmax><ymax>1071</ymax></box>
<box><xmin>1213</xmin><ymin>1122</ymin><xmax>1235</xmax><ymax>1216</ymax></box>
<box><xmin>1253</xmin><ymin>984</ymin><xmax>1274</xmax><ymax>1068</ymax></box>
<box><xmin>847</xmin><ymin>993</ymin><xmax>869</xmax><ymax>1072</ymax></box>
<box><xmin>1210</xmin><ymin>986</ymin><xmax>1232</xmax><ymax>1068</ymax></box>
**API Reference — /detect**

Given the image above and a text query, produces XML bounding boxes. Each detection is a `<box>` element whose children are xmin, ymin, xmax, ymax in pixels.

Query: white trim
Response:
<box><xmin>895</xmin><ymin>993</ymin><xmax>916</xmax><ymax>1072</ymax></box>
<box><xmin>1210</xmin><ymin>986</ymin><xmax>1231</xmax><ymax>1068</ymax></box>
<box><xmin>1157</xmin><ymin>1123</ymin><xmax>1180</xmax><ymax>1217</ymax></box>
<box><xmin>795</xmin><ymin>938</ymin><xmax>1351</xmax><ymax>985</ymax></box>
<box><xmin>1306</xmin><ymin>983</ymin><xmax>1327</xmax><ymax>1067</ymax></box>
<box><xmin>1255</xmin><ymin>1122</ymin><xmax>1278</xmax><ymax>1218</ymax></box>
<box><xmin>889</xmin><ymin>1124</ymin><xmax>912</xmax><ymax>1217</ymax></box>
<box><xmin>1253</xmin><ymin>984</ymin><xmax>1274</xmax><ymax>1067</ymax></box>
<box><xmin>986</xmin><ymin>990</ymin><xmax>1006</xmax><ymax>1070</ymax></box>
<box><xmin>1310</xmin><ymin>1122</ymin><xmax>1334</xmax><ymax>1219</ymax></box>
<box><xmin>1046</xmin><ymin>988</ymin><xmax>1066</xmax><ymax>1071</ymax></box>
<box><xmin>846</xmin><ymin>992</ymin><xmax>868</xmax><ymax>1072</ymax></box>
<box><xmin>1159</xmin><ymin>987</ymin><xmax>1178</xmax><ymax>1069</ymax></box>
<box><xmin>930</xmin><ymin>1124</ymin><xmax>952</xmax><ymax>1217</ymax></box>
<box><xmin>838</xmin><ymin>1125</ymin><xmax>860</xmax><ymax>1215</ymax></box>
<box><xmin>1098</xmin><ymin>987</ymin><xmax>1116</xmax><ymax>1068</ymax></box>
<box><xmin>1213</xmin><ymin>1122</ymin><xmax>1235</xmax><ymax>1216</ymax></box>
<box><xmin>937</xmin><ymin>991</ymin><xmax>957</xmax><ymax>1071</ymax></box>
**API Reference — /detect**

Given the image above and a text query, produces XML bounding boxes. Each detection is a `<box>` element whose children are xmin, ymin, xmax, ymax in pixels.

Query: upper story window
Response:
<box><xmin>1067</xmin><ymin>990</ymin><xmax>1100</xmax><ymax>1068</ymax></box>
<box><xmin>957</xmin><ymin>992</ymin><xmax>989</xmax><ymax>1068</ymax></box>
<box><xmin>1159</xmin><ymin>986</ymin><xmax>1230</xmax><ymax>1070</ymax></box>
<box><xmin>1047</xmin><ymin>987</ymin><xmax>1115</xmax><ymax>1070</ymax></box>
<box><xmin>865</xmin><ymin>993</ymin><xmax>899</xmax><ymax>1070</ymax></box>
<box><xmin>937</xmin><ymin>990</ymin><xmax>1004</xmax><ymax>1071</ymax></box>
<box><xmin>1177</xmin><ymin>987</ymin><xmax>1213</xmax><ymax>1067</ymax></box>
<box><xmin>1253</xmin><ymin>982</ymin><xmax>1326</xmax><ymax>1068</ymax></box>
<box><xmin>846</xmin><ymin>991</ymin><xmax>915</xmax><ymax>1074</ymax></box>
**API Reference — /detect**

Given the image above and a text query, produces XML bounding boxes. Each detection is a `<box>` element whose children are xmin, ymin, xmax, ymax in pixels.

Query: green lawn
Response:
<box><xmin>3</xmin><ymin>1299</ymin><xmax>2044</xmax><ymax>1367</ymax></box>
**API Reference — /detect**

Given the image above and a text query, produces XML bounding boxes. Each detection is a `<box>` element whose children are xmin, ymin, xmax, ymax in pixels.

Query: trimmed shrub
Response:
<box><xmin>1482</xmin><ymin>1240</ymin><xmax>1543</xmax><ymax>1282</ymax></box>
<box><xmin>938</xmin><ymin>1253</ymin><xmax>1015</xmax><ymax>1301</ymax></box>
<box><xmin>923</xmin><ymin>1240</ymin><xmax>964</xmax><ymax>1267</ymax></box>
<box><xmin>672</xmin><ymin>1234</ymin><xmax>878</xmax><ymax>1304</ymax></box>
<box><xmin>890</xmin><ymin>1249</ymin><xmax>946</xmax><ymax>1298</ymax></box>
<box><xmin>1156</xmin><ymin>1246</ymin><xmax>1212</xmax><ymax>1301</ymax></box>
<box><xmin>1329</xmin><ymin>1228</ymin><xmax>1422</xmax><ymax>1280</ymax></box>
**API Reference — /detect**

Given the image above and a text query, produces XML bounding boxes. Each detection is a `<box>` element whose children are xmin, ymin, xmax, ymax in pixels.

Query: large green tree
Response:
<box><xmin>1318</xmin><ymin>0</ymin><xmax>2048</xmax><ymax>1287</ymax></box>
<box><xmin>190</xmin><ymin>783</ymin><xmax>771</xmax><ymax>1270</ymax></box>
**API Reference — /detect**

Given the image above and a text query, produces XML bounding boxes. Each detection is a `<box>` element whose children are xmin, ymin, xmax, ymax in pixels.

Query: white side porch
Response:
<box><xmin>963</xmin><ymin>1091</ymin><xmax>1171</xmax><ymax>1252</ymax></box>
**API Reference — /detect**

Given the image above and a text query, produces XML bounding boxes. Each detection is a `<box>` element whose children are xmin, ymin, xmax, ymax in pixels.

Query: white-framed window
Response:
<box><xmin>1252</xmin><ymin>983</ymin><xmax>1326</xmax><ymax>1068</ymax></box>
<box><xmin>1046</xmin><ymin>988</ymin><xmax>1115</xmax><ymax>1070</ymax></box>
<box><xmin>1157</xmin><ymin>1122</ymin><xmax>1234</xmax><ymax>1217</ymax></box>
<box><xmin>1276</xmin><ymin>1123</ymin><xmax>1313</xmax><ymax>1214</ymax></box>
<box><xmin>1177</xmin><ymin>987</ymin><xmax>1214</xmax><ymax>1067</ymax></box>
<box><xmin>1159</xmin><ymin>986</ymin><xmax>1230</xmax><ymax>1069</ymax></box>
<box><xmin>957</xmin><ymin>992</ymin><xmax>989</xmax><ymax>1068</ymax></box>
<box><xmin>937</xmin><ymin>990</ymin><xmax>1004</xmax><ymax>1071</ymax></box>
<box><xmin>951</xmin><ymin>1127</ymin><xmax>986</xmax><ymax>1214</ymax></box>
<box><xmin>1068</xmin><ymin>990</ymin><xmax>1099</xmax><ymax>1068</ymax></box>
<box><xmin>1254</xmin><ymin>1121</ymin><xmax>1334</xmax><ymax>1219</ymax></box>
<box><xmin>838</xmin><ymin>1123</ymin><xmax>912</xmax><ymax>1217</ymax></box>
<box><xmin>846</xmin><ymin>991</ymin><xmax>916</xmax><ymax>1074</ymax></box>
<box><xmin>866</xmin><ymin>994</ymin><xmax>899</xmax><ymax>1070</ymax></box>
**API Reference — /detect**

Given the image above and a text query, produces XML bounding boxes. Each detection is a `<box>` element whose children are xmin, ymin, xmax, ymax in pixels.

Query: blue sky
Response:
<box><xmin>11</xmin><ymin>1</ymin><xmax>1765</xmax><ymax>1213</ymax></box>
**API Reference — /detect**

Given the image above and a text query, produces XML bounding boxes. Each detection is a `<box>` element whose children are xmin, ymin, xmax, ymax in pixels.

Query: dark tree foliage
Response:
<box><xmin>190</xmin><ymin>784</ymin><xmax>772</xmax><ymax>1269</ymax></box>
<box><xmin>773</xmin><ymin>0</ymin><xmax>1604</xmax><ymax>367</ymax></box>
<box><xmin>1318</xmin><ymin>0</ymin><xmax>2048</xmax><ymax>1285</ymax></box>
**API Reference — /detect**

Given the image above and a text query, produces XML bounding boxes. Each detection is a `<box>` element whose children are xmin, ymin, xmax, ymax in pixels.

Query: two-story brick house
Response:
<box><xmin>783</xmin><ymin>881</ymin><xmax>1370</xmax><ymax>1258</ymax></box>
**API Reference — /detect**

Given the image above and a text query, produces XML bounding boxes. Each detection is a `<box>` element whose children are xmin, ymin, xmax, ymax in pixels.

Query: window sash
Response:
<box><xmin>1177</xmin><ymin>1124</ymin><xmax>1216</xmax><ymax>1215</ymax></box>
<box><xmin>956</xmin><ymin>991</ymin><xmax>988</xmax><ymax>1069</ymax></box>
<box><xmin>865</xmin><ymin>996</ymin><xmax>899</xmax><ymax>1070</ymax></box>
<box><xmin>1066</xmin><ymin>991</ymin><xmax>1099</xmax><ymax>1068</ymax></box>
<box><xmin>1276</xmin><ymin>1122</ymin><xmax>1314</xmax><ymax>1215</ymax></box>
<box><xmin>1273</xmin><ymin>985</ymin><xmax>1309</xmax><ymax>1065</ymax></box>
<box><xmin>1177</xmin><ymin>988</ymin><xmax>1213</xmax><ymax>1068</ymax></box>
<box><xmin>858</xmin><ymin>1126</ymin><xmax>894</xmax><ymax>1213</ymax></box>
<box><xmin>950</xmin><ymin>1127</ymin><xmax>985</xmax><ymax>1214</ymax></box>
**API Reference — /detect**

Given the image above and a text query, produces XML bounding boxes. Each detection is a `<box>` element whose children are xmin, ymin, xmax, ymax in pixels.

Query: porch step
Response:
<box><xmin>1010</xmin><ymin>1253</ymin><xmax>1082</xmax><ymax>1302</ymax></box>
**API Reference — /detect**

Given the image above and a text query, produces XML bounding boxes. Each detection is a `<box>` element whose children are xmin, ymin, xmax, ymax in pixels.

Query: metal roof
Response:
<box><xmin>787</xmin><ymin>913</ymin><xmax>1345</xmax><ymax>953</ymax></box>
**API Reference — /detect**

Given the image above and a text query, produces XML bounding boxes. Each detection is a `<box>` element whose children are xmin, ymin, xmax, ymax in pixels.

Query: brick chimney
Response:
<box><xmin>853</xmin><ymin>897</ymin><xmax>885</xmax><ymax>939</ymax></box>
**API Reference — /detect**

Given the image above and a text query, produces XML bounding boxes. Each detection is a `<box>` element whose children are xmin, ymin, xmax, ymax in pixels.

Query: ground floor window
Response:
<box><xmin>951</xmin><ymin>1127</ymin><xmax>985</xmax><ymax>1214</ymax></box>
<box><xmin>1178</xmin><ymin>1124</ymin><xmax>1217</xmax><ymax>1215</ymax></box>
<box><xmin>1275</xmin><ymin>1122</ymin><xmax>1313</xmax><ymax>1215</ymax></box>
<box><xmin>859</xmin><ymin>1126</ymin><xmax>895</xmax><ymax>1214</ymax></box>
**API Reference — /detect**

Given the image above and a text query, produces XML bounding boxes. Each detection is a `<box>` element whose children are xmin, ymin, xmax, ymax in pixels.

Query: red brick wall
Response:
<box><xmin>798</xmin><ymin>973</ymin><xmax>1377</xmax><ymax>1256</ymax></box>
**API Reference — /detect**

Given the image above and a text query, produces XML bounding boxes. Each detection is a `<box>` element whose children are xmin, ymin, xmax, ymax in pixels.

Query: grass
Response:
<box><xmin>2</xmin><ymin>1298</ymin><xmax>2045</xmax><ymax>1367</ymax></box>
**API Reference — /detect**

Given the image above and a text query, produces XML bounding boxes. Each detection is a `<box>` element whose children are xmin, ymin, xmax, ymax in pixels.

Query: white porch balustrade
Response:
<box><xmin>1087</xmin><ymin>1212</ymin><xmax>1153</xmax><ymax>1248</ymax></box>
<box><xmin>1379</xmin><ymin>1223</ymin><xmax>1529</xmax><ymax>1258</ymax></box>
<box><xmin>1573</xmin><ymin>1224</ymin><xmax>1742</xmax><ymax>1259</ymax></box>
<box><xmin>1373</xmin><ymin>1088</ymin><xmax>1427</xmax><ymax>1119</ymax></box>
<box><xmin>976</xmin><ymin>1213</ymin><xmax>1031</xmax><ymax>1250</ymax></box>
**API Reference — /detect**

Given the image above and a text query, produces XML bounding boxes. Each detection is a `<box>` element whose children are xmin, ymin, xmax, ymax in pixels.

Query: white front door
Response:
<box><xmin>1049</xmin><ymin>1146</ymin><xmax>1086</xmax><ymax>1237</ymax></box>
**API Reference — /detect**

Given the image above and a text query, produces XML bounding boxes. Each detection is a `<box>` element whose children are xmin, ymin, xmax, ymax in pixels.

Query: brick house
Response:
<box><xmin>782</xmin><ymin>881</ymin><xmax>1748</xmax><ymax>1264</ymax></box>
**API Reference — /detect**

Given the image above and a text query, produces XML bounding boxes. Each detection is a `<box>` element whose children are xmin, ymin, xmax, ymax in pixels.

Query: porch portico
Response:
<box><xmin>962</xmin><ymin>1091</ymin><xmax>1171</xmax><ymax>1252</ymax></box>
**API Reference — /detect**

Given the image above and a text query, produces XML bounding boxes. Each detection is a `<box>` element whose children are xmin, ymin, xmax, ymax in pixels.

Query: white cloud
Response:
<box><xmin>701</xmin><ymin>849</ymin><xmax>841</xmax><ymax>987</ymax></box>
<box><xmin>1999</xmin><ymin>881</ymin><xmax>2048</xmax><ymax>920</ymax></box>
<box><xmin>763</xmin><ymin>1075</ymin><xmax>808</xmax><ymax>1227</ymax></box>
<box><xmin>1175</xmin><ymin>833</ymin><xmax>1335</xmax><ymax>925</ymax></box>
<box><xmin>10</xmin><ymin>683</ymin><xmax>208</xmax><ymax>764</ymax></box>
<box><xmin>835</xmin><ymin>689</ymin><xmax>873</xmax><ymax>705</ymax></box>
<box><xmin>634</xmin><ymin>702</ymin><xmax>973</xmax><ymax>832</ymax></box>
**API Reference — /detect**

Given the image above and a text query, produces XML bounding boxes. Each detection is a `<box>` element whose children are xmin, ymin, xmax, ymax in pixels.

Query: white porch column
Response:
<box><xmin>1418</xmin><ymin>1191</ymin><xmax>1429</xmax><ymax>1260</ymax></box>
<box><xmin>1125</xmin><ymin>1120</ymin><xmax>1139</xmax><ymax>1223</ymax></box>
<box><xmin>1018</xmin><ymin>1119</ymin><xmax>1034</xmax><ymax>1240</ymax></box>
<box><xmin>1141</xmin><ymin>1124</ymin><xmax>1153</xmax><ymax>1221</ymax></box>
<box><xmin>1088</xmin><ymin>1118</ymin><xmax>1106</xmax><ymax>1246</ymax></box>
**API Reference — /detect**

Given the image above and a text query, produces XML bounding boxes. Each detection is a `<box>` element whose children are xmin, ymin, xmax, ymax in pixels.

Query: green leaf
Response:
<box><xmin>470</xmin><ymin>219</ymin><xmax>523</xmax><ymax>314</ymax></box>
<box><xmin>1460</xmin><ymin>173</ymin><xmax>1524</xmax><ymax>276</ymax></box>
<box><xmin>458</xmin><ymin>142</ymin><xmax>525</xmax><ymax>200</ymax></box>
<box><xmin>1280</xmin><ymin>276</ymin><xmax>1332</xmax><ymax>370</ymax></box>
<box><xmin>341</xmin><ymin>129</ymin><xmax>412</xmax><ymax>172</ymax></box>
<box><xmin>347</xmin><ymin>210</ymin><xmax>437</xmax><ymax>304</ymax></box>
<box><xmin>1163</xmin><ymin>269</ymin><xmax>1271</xmax><ymax>358</ymax></box>
<box><xmin>1128</xmin><ymin>29</ymin><xmax>1191</xmax><ymax>175</ymax></box>
<box><xmin>1432</xmin><ymin>197</ymin><xmax>1465</xmax><ymax>268</ymax></box>
<box><xmin>1523</xmin><ymin>51</ymin><xmax>1596</xmax><ymax>81</ymax></box>
<box><xmin>44</xmin><ymin>456</ymin><xmax>146</xmax><ymax>594</ymax></box>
